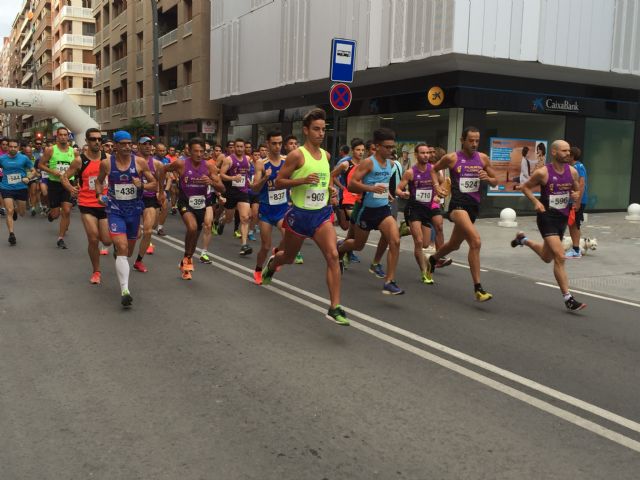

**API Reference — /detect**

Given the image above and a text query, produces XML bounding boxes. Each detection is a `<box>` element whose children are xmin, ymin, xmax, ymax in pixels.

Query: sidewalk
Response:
<box><xmin>369</xmin><ymin>212</ymin><xmax>640</xmax><ymax>302</ymax></box>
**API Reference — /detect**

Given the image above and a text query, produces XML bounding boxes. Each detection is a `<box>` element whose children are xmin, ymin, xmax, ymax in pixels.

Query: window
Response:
<box><xmin>183</xmin><ymin>61</ymin><xmax>192</xmax><ymax>85</ymax></box>
<box><xmin>82</xmin><ymin>22</ymin><xmax>96</xmax><ymax>36</ymax></box>
<box><xmin>137</xmin><ymin>81</ymin><xmax>143</xmax><ymax>98</ymax></box>
<box><xmin>83</xmin><ymin>77</ymin><xmax>93</xmax><ymax>89</ymax></box>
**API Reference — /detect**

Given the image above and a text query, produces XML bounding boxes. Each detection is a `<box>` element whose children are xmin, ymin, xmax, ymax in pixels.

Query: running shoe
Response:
<box><xmin>0</xmin><ymin>207</ymin><xmax>5</xmax><ymax>216</ymax></box>
<box><xmin>261</xmin><ymin>255</ymin><xmax>276</xmax><ymax>285</ymax></box>
<box><xmin>133</xmin><ymin>260</ymin><xmax>148</xmax><ymax>273</ymax></box>
<box><xmin>233</xmin><ymin>230</ymin><xmax>242</xmax><ymax>239</ymax></box>
<box><xmin>326</xmin><ymin>305</ymin><xmax>349</xmax><ymax>326</ymax></box>
<box><xmin>8</xmin><ymin>232</ymin><xmax>16</xmax><ymax>246</ymax></box>
<box><xmin>565</xmin><ymin>249</ymin><xmax>582</xmax><ymax>259</ymax></box>
<box><xmin>399</xmin><ymin>220</ymin><xmax>411</xmax><ymax>237</ymax></box>
<box><xmin>199</xmin><ymin>252</ymin><xmax>213</xmax><ymax>264</ymax></box>
<box><xmin>421</xmin><ymin>272</ymin><xmax>434</xmax><ymax>285</ymax></box>
<box><xmin>436</xmin><ymin>257</ymin><xmax>453</xmax><ymax>268</ymax></box>
<box><xmin>294</xmin><ymin>252</ymin><xmax>304</xmax><ymax>264</ymax></box>
<box><xmin>90</xmin><ymin>271</ymin><xmax>101</xmax><ymax>285</ymax></box>
<box><xmin>425</xmin><ymin>255</ymin><xmax>436</xmax><ymax>282</ymax></box>
<box><xmin>248</xmin><ymin>231</ymin><xmax>256</xmax><ymax>241</ymax></box>
<box><xmin>240</xmin><ymin>244</ymin><xmax>253</xmax><ymax>256</ymax></box>
<box><xmin>510</xmin><ymin>231</ymin><xmax>527</xmax><ymax>248</ymax></box>
<box><xmin>474</xmin><ymin>288</ymin><xmax>493</xmax><ymax>302</ymax></box>
<box><xmin>146</xmin><ymin>244</ymin><xmax>155</xmax><ymax>255</ymax></box>
<box><xmin>565</xmin><ymin>296</ymin><xmax>586</xmax><ymax>311</ymax></box>
<box><xmin>348</xmin><ymin>252</ymin><xmax>360</xmax><ymax>263</ymax></box>
<box><xmin>253</xmin><ymin>270</ymin><xmax>262</xmax><ymax>285</ymax></box>
<box><xmin>99</xmin><ymin>248</ymin><xmax>109</xmax><ymax>255</ymax></box>
<box><xmin>212</xmin><ymin>223</ymin><xmax>219</xmax><ymax>236</ymax></box>
<box><xmin>272</xmin><ymin>248</ymin><xmax>282</xmax><ymax>272</ymax></box>
<box><xmin>216</xmin><ymin>223</ymin><xmax>225</xmax><ymax>235</ymax></box>
<box><xmin>121</xmin><ymin>289</ymin><xmax>133</xmax><ymax>307</ymax></box>
<box><xmin>181</xmin><ymin>269</ymin><xmax>192</xmax><ymax>280</ymax></box>
<box><xmin>369</xmin><ymin>263</ymin><xmax>385</xmax><ymax>278</ymax></box>
<box><xmin>181</xmin><ymin>256</ymin><xmax>194</xmax><ymax>272</ymax></box>
<box><xmin>30</xmin><ymin>207</ymin><xmax>36</xmax><ymax>217</ymax></box>
<box><xmin>171</xmin><ymin>207</ymin><xmax>177</xmax><ymax>215</ymax></box>
<box><xmin>382</xmin><ymin>280</ymin><xmax>405</xmax><ymax>295</ymax></box>
<box><xmin>12</xmin><ymin>210</ymin><xmax>18</xmax><ymax>221</ymax></box>
<box><xmin>156</xmin><ymin>227</ymin><xmax>167</xmax><ymax>237</ymax></box>
<box><xmin>57</xmin><ymin>238</ymin><xmax>68</xmax><ymax>249</ymax></box>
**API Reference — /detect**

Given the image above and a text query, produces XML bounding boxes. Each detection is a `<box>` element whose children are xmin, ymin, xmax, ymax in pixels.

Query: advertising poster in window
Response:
<box><xmin>487</xmin><ymin>137</ymin><xmax>547</xmax><ymax>196</ymax></box>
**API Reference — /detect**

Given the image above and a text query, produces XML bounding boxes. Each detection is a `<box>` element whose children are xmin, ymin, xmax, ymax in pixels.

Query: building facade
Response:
<box><xmin>92</xmin><ymin>0</ymin><xmax>221</xmax><ymax>145</ymax></box>
<box><xmin>210</xmin><ymin>0</ymin><xmax>640</xmax><ymax>213</ymax></box>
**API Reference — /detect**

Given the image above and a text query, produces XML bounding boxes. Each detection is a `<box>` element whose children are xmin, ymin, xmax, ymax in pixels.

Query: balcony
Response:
<box><xmin>21</xmin><ymin>47</ymin><xmax>35</xmax><ymax>68</ymax></box>
<box><xmin>36</xmin><ymin>61</ymin><xmax>52</xmax><ymax>79</ymax></box>
<box><xmin>180</xmin><ymin>84</ymin><xmax>192</xmax><ymax>101</ymax></box>
<box><xmin>94</xmin><ymin>65</ymin><xmax>111</xmax><ymax>85</ymax></box>
<box><xmin>34</xmin><ymin>35</ymin><xmax>52</xmax><ymax>59</ymax></box>
<box><xmin>96</xmin><ymin>106</ymin><xmax>111</xmax><ymax>124</ymax></box>
<box><xmin>53</xmin><ymin>34</ymin><xmax>95</xmax><ymax>55</ymax></box>
<box><xmin>158</xmin><ymin>28</ymin><xmax>178</xmax><ymax>49</ymax></box>
<box><xmin>53</xmin><ymin>6</ymin><xmax>94</xmax><ymax>30</ymax></box>
<box><xmin>21</xmin><ymin>24</ymin><xmax>35</xmax><ymax>50</ymax></box>
<box><xmin>183</xmin><ymin>20</ymin><xmax>193</xmax><ymax>37</ymax></box>
<box><xmin>111</xmin><ymin>56</ymin><xmax>128</xmax><ymax>73</ymax></box>
<box><xmin>135</xmin><ymin>2</ymin><xmax>144</xmax><ymax>19</ymax></box>
<box><xmin>112</xmin><ymin>102</ymin><xmax>127</xmax><ymax>117</ymax></box>
<box><xmin>34</xmin><ymin>14</ymin><xmax>52</xmax><ymax>39</ymax></box>
<box><xmin>53</xmin><ymin>62</ymin><xmax>97</xmax><ymax>79</ymax></box>
<box><xmin>21</xmin><ymin>70</ymin><xmax>34</xmax><ymax>86</ymax></box>
<box><xmin>62</xmin><ymin>87</ymin><xmax>95</xmax><ymax>96</ymax></box>
<box><xmin>131</xmin><ymin>98</ymin><xmax>146</xmax><ymax>117</ymax></box>
<box><xmin>160</xmin><ymin>88</ymin><xmax>177</xmax><ymax>105</ymax></box>
<box><xmin>112</xmin><ymin>9</ymin><xmax>128</xmax><ymax>30</ymax></box>
<box><xmin>136</xmin><ymin>52</ymin><xmax>144</xmax><ymax>69</ymax></box>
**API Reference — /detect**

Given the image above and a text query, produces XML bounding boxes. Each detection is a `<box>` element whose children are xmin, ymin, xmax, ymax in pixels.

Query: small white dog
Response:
<box><xmin>562</xmin><ymin>236</ymin><xmax>598</xmax><ymax>255</ymax></box>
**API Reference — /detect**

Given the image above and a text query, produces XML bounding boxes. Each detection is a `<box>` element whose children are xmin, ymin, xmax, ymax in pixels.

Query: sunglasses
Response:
<box><xmin>87</xmin><ymin>137</ymin><xmax>102</xmax><ymax>142</ymax></box>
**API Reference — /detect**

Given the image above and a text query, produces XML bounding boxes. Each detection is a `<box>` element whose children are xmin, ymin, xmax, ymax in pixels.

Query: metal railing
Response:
<box><xmin>53</xmin><ymin>6</ymin><xmax>94</xmax><ymax>30</ymax></box>
<box><xmin>53</xmin><ymin>34</ymin><xmax>95</xmax><ymax>55</ymax></box>
<box><xmin>158</xmin><ymin>28</ymin><xmax>178</xmax><ymax>49</ymax></box>
<box><xmin>54</xmin><ymin>62</ymin><xmax>97</xmax><ymax>79</ymax></box>
<box><xmin>136</xmin><ymin>2</ymin><xmax>144</xmax><ymax>19</ymax></box>
<box><xmin>180</xmin><ymin>84</ymin><xmax>193</xmax><ymax>101</ymax></box>
<box><xmin>111</xmin><ymin>56</ymin><xmax>128</xmax><ymax>72</ymax></box>
<box><xmin>96</xmin><ymin>107</ymin><xmax>112</xmax><ymax>124</ymax></box>
<box><xmin>136</xmin><ymin>51</ymin><xmax>144</xmax><ymax>69</ymax></box>
<box><xmin>62</xmin><ymin>88</ymin><xmax>95</xmax><ymax>96</ymax></box>
<box><xmin>112</xmin><ymin>102</ymin><xmax>127</xmax><ymax>116</ymax></box>
<box><xmin>131</xmin><ymin>98</ymin><xmax>146</xmax><ymax>117</ymax></box>
<box><xmin>160</xmin><ymin>88</ymin><xmax>177</xmax><ymax>105</ymax></box>
<box><xmin>183</xmin><ymin>20</ymin><xmax>193</xmax><ymax>37</ymax></box>
<box><xmin>94</xmin><ymin>65</ymin><xmax>111</xmax><ymax>84</ymax></box>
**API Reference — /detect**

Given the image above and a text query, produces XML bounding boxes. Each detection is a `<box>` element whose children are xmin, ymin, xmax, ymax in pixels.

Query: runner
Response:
<box><xmin>337</xmin><ymin>128</ymin><xmax>405</xmax><ymax>295</ymax></box>
<box><xmin>217</xmin><ymin>138</ymin><xmax>252</xmax><ymax>256</ymax></box>
<box><xmin>153</xmin><ymin>142</ymin><xmax>171</xmax><ymax>236</ymax></box>
<box><xmin>261</xmin><ymin>108</ymin><xmax>347</xmax><ymax>325</ymax></box>
<box><xmin>251</xmin><ymin>131</ymin><xmax>288</xmax><ymax>284</ymax></box>
<box><xmin>0</xmin><ymin>139</ymin><xmax>36</xmax><ymax>245</ymax></box>
<box><xmin>60</xmin><ymin>128</ymin><xmax>112</xmax><ymax>284</ymax></box>
<box><xmin>248</xmin><ymin>147</ymin><xmax>261</xmax><ymax>241</ymax></box>
<box><xmin>37</xmin><ymin>127</ymin><xmax>77</xmax><ymax>249</ymax></box>
<box><xmin>283</xmin><ymin>134</ymin><xmax>304</xmax><ymax>265</ymax></box>
<box><xmin>426</xmin><ymin>126</ymin><xmax>497</xmax><ymax>301</ymax></box>
<box><xmin>133</xmin><ymin>136</ymin><xmax>165</xmax><ymax>273</ymax></box>
<box><xmin>198</xmin><ymin>146</ymin><xmax>224</xmax><ymax>264</ymax></box>
<box><xmin>162</xmin><ymin>137</ymin><xmax>223</xmax><ymax>280</ymax></box>
<box><xmin>22</xmin><ymin>145</ymin><xmax>40</xmax><ymax>216</ymax></box>
<box><xmin>511</xmin><ymin>140</ymin><xmax>586</xmax><ymax>311</ymax></box>
<box><xmin>94</xmin><ymin>130</ymin><xmax>157</xmax><ymax>307</ymax></box>
<box><xmin>396</xmin><ymin>143</ymin><xmax>445</xmax><ymax>284</ymax></box>
<box><xmin>32</xmin><ymin>137</ymin><xmax>48</xmax><ymax>215</ymax></box>
<box><xmin>0</xmin><ymin>138</ymin><xmax>8</xmax><ymax>217</ymax></box>
<box><xmin>566</xmin><ymin>146</ymin><xmax>588</xmax><ymax>259</ymax></box>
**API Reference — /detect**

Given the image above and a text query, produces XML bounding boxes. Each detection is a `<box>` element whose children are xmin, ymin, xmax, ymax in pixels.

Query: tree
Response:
<box><xmin>123</xmin><ymin>118</ymin><xmax>154</xmax><ymax>139</ymax></box>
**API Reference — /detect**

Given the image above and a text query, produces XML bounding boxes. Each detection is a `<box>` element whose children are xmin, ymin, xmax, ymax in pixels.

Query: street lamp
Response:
<box><xmin>151</xmin><ymin>0</ymin><xmax>160</xmax><ymax>139</ymax></box>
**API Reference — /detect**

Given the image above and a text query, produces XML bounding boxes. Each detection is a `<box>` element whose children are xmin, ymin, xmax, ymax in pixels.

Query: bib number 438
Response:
<box><xmin>114</xmin><ymin>184</ymin><xmax>137</xmax><ymax>200</ymax></box>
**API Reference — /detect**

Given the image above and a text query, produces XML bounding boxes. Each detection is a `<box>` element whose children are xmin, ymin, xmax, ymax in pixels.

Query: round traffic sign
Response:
<box><xmin>329</xmin><ymin>83</ymin><xmax>352</xmax><ymax>111</ymax></box>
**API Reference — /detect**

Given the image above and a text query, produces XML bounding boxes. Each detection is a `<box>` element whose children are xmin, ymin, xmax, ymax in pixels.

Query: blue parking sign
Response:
<box><xmin>330</xmin><ymin>38</ymin><xmax>356</xmax><ymax>83</ymax></box>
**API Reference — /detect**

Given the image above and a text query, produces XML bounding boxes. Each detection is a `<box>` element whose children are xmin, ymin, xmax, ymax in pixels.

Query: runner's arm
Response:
<box><xmin>219</xmin><ymin>156</ymin><xmax>240</xmax><ymax>182</ymax></box>
<box><xmin>348</xmin><ymin>158</ymin><xmax>382</xmax><ymax>194</ymax></box>
<box><xmin>94</xmin><ymin>159</ymin><xmax>109</xmax><ymax>201</ymax></box>
<box><xmin>330</xmin><ymin>162</ymin><xmax>348</xmax><ymax>190</ymax></box>
<box><xmin>274</xmin><ymin>150</ymin><xmax>311</xmax><ymax>189</ymax></box>
<box><xmin>432</xmin><ymin>152</ymin><xmax>456</xmax><ymax>172</ymax></box>
<box><xmin>395</xmin><ymin>169</ymin><xmax>413</xmax><ymax>199</ymax></box>
<box><xmin>522</xmin><ymin>168</ymin><xmax>546</xmax><ymax>213</ymax></box>
<box><xmin>207</xmin><ymin>163</ymin><xmax>225</xmax><ymax>193</ymax></box>
<box><xmin>570</xmin><ymin>166</ymin><xmax>581</xmax><ymax>205</ymax></box>
<box><xmin>479</xmin><ymin>153</ymin><xmax>499</xmax><ymax>187</ymax></box>
<box><xmin>37</xmin><ymin>147</ymin><xmax>57</xmax><ymax>176</ymax></box>
<box><xmin>251</xmin><ymin>159</ymin><xmax>268</xmax><ymax>192</ymax></box>
<box><xmin>136</xmin><ymin>157</ymin><xmax>157</xmax><ymax>191</ymax></box>
<box><xmin>61</xmin><ymin>156</ymin><xmax>82</xmax><ymax>194</ymax></box>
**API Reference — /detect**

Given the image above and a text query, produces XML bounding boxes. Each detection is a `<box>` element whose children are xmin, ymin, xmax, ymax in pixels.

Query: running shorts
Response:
<box><xmin>351</xmin><ymin>203</ymin><xmax>392</xmax><ymax>231</ymax></box>
<box><xmin>284</xmin><ymin>205</ymin><xmax>333</xmax><ymax>238</ymax></box>
<box><xmin>108</xmin><ymin>211</ymin><xmax>141</xmax><ymax>240</ymax></box>
<box><xmin>48</xmin><ymin>181</ymin><xmax>72</xmax><ymax>208</ymax></box>
<box><xmin>536</xmin><ymin>211</ymin><xmax>568</xmax><ymax>239</ymax></box>
<box><xmin>79</xmin><ymin>205</ymin><xmax>107</xmax><ymax>220</ymax></box>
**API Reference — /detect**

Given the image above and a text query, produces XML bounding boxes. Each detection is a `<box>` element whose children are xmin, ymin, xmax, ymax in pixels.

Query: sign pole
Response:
<box><xmin>331</xmin><ymin>111</ymin><xmax>340</xmax><ymax>167</ymax></box>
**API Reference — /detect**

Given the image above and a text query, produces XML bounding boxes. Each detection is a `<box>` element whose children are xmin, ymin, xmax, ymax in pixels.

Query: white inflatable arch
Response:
<box><xmin>0</xmin><ymin>87</ymin><xmax>100</xmax><ymax>148</ymax></box>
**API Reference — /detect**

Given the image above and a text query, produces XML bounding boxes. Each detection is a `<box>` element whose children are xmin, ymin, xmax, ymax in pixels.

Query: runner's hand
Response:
<box><xmin>157</xmin><ymin>191</ymin><xmax>166</xmax><ymax>204</ymax></box>
<box><xmin>305</xmin><ymin>173</ymin><xmax>319</xmax><ymax>185</ymax></box>
<box><xmin>534</xmin><ymin>200</ymin><xmax>546</xmax><ymax>213</ymax></box>
<box><xmin>371</xmin><ymin>184</ymin><xmax>387</xmax><ymax>194</ymax></box>
<box><xmin>571</xmin><ymin>191</ymin><xmax>580</xmax><ymax>204</ymax></box>
<box><xmin>132</xmin><ymin>177</ymin><xmax>142</xmax><ymax>188</ymax></box>
<box><xmin>399</xmin><ymin>190</ymin><xmax>410</xmax><ymax>199</ymax></box>
<box><xmin>329</xmin><ymin>186</ymin><xmax>338</xmax><ymax>205</ymax></box>
<box><xmin>265</xmin><ymin>168</ymin><xmax>272</xmax><ymax>178</ymax></box>
<box><xmin>479</xmin><ymin>170</ymin><xmax>489</xmax><ymax>181</ymax></box>
<box><xmin>69</xmin><ymin>185</ymin><xmax>79</xmax><ymax>197</ymax></box>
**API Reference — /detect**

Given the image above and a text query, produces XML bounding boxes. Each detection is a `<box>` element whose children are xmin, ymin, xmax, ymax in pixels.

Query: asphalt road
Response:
<box><xmin>1</xmin><ymin>212</ymin><xmax>639</xmax><ymax>479</ymax></box>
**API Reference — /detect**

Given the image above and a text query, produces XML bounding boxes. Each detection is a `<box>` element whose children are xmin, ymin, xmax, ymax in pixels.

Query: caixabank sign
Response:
<box><xmin>532</xmin><ymin>96</ymin><xmax>580</xmax><ymax>113</ymax></box>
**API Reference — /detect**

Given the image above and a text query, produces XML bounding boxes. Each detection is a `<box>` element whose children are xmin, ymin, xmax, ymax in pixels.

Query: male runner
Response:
<box><xmin>426</xmin><ymin>126</ymin><xmax>497</xmax><ymax>301</ymax></box>
<box><xmin>162</xmin><ymin>137</ymin><xmax>223</xmax><ymax>279</ymax></box>
<box><xmin>94</xmin><ymin>130</ymin><xmax>157</xmax><ymax>307</ymax></box>
<box><xmin>337</xmin><ymin>128</ymin><xmax>404</xmax><ymax>295</ymax></box>
<box><xmin>133</xmin><ymin>136</ymin><xmax>165</xmax><ymax>273</ymax></box>
<box><xmin>261</xmin><ymin>108</ymin><xmax>347</xmax><ymax>325</ymax></box>
<box><xmin>218</xmin><ymin>138</ymin><xmax>252</xmax><ymax>255</ymax></box>
<box><xmin>0</xmin><ymin>139</ymin><xmax>36</xmax><ymax>245</ymax></box>
<box><xmin>511</xmin><ymin>140</ymin><xmax>586</xmax><ymax>311</ymax></box>
<box><xmin>61</xmin><ymin>128</ymin><xmax>112</xmax><ymax>284</ymax></box>
<box><xmin>38</xmin><ymin>127</ymin><xmax>77</xmax><ymax>249</ymax></box>
<box><xmin>153</xmin><ymin>142</ymin><xmax>171</xmax><ymax>236</ymax></box>
<box><xmin>566</xmin><ymin>146</ymin><xmax>588</xmax><ymax>258</ymax></box>
<box><xmin>251</xmin><ymin>131</ymin><xmax>288</xmax><ymax>284</ymax></box>
<box><xmin>248</xmin><ymin>147</ymin><xmax>261</xmax><ymax>241</ymax></box>
<box><xmin>396</xmin><ymin>143</ymin><xmax>445</xmax><ymax>284</ymax></box>
<box><xmin>283</xmin><ymin>134</ymin><xmax>304</xmax><ymax>265</ymax></box>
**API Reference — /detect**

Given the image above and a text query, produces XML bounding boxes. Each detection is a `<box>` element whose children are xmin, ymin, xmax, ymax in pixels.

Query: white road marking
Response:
<box><xmin>536</xmin><ymin>282</ymin><xmax>640</xmax><ymax>309</ymax></box>
<box><xmin>153</xmin><ymin>234</ymin><xmax>640</xmax><ymax>451</ymax></box>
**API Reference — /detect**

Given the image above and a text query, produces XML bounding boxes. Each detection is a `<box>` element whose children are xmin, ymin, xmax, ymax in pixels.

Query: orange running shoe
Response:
<box><xmin>182</xmin><ymin>256</ymin><xmax>194</xmax><ymax>272</ymax></box>
<box><xmin>90</xmin><ymin>271</ymin><xmax>101</xmax><ymax>285</ymax></box>
<box><xmin>146</xmin><ymin>244</ymin><xmax>155</xmax><ymax>255</ymax></box>
<box><xmin>253</xmin><ymin>270</ymin><xmax>262</xmax><ymax>285</ymax></box>
<box><xmin>181</xmin><ymin>269</ymin><xmax>192</xmax><ymax>280</ymax></box>
<box><xmin>133</xmin><ymin>260</ymin><xmax>148</xmax><ymax>273</ymax></box>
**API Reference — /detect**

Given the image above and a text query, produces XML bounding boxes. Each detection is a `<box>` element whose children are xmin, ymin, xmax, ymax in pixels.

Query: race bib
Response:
<box><xmin>7</xmin><ymin>173</ymin><xmax>22</xmax><ymax>185</ymax></box>
<box><xmin>459</xmin><ymin>177</ymin><xmax>479</xmax><ymax>193</ymax></box>
<box><xmin>304</xmin><ymin>188</ymin><xmax>327</xmax><ymax>208</ymax></box>
<box><xmin>415</xmin><ymin>188</ymin><xmax>432</xmax><ymax>203</ymax></box>
<box><xmin>373</xmin><ymin>182</ymin><xmax>389</xmax><ymax>199</ymax></box>
<box><xmin>232</xmin><ymin>176</ymin><xmax>246</xmax><ymax>188</ymax></box>
<box><xmin>58</xmin><ymin>164</ymin><xmax>70</xmax><ymax>174</ymax></box>
<box><xmin>549</xmin><ymin>193</ymin><xmax>570</xmax><ymax>210</ymax></box>
<box><xmin>268</xmin><ymin>189</ymin><xmax>287</xmax><ymax>205</ymax></box>
<box><xmin>114</xmin><ymin>184</ymin><xmax>137</xmax><ymax>200</ymax></box>
<box><xmin>188</xmin><ymin>195</ymin><xmax>206</xmax><ymax>209</ymax></box>
<box><xmin>88</xmin><ymin>176</ymin><xmax>97</xmax><ymax>191</ymax></box>
<box><xmin>41</xmin><ymin>171</ymin><xmax>48</xmax><ymax>179</ymax></box>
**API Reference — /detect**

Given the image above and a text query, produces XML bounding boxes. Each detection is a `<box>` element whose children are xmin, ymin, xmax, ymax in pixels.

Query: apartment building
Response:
<box><xmin>212</xmin><ymin>0</ymin><xmax>640</xmax><ymax>213</ymax></box>
<box><xmin>1</xmin><ymin>0</ymin><xmax>97</xmax><ymax>140</ymax></box>
<box><xmin>93</xmin><ymin>0</ymin><xmax>220</xmax><ymax>145</ymax></box>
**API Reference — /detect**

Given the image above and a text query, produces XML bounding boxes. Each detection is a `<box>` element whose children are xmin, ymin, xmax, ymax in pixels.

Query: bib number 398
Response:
<box><xmin>549</xmin><ymin>193</ymin><xmax>569</xmax><ymax>210</ymax></box>
<box><xmin>304</xmin><ymin>189</ymin><xmax>326</xmax><ymax>208</ymax></box>
<box><xmin>114</xmin><ymin>184</ymin><xmax>137</xmax><ymax>200</ymax></box>
<box><xmin>188</xmin><ymin>195</ymin><xmax>206</xmax><ymax>209</ymax></box>
<box><xmin>459</xmin><ymin>177</ymin><xmax>479</xmax><ymax>193</ymax></box>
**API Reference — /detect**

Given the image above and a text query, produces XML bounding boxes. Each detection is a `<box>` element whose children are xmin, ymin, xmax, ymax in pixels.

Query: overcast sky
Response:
<box><xmin>0</xmin><ymin>0</ymin><xmax>26</xmax><ymax>50</ymax></box>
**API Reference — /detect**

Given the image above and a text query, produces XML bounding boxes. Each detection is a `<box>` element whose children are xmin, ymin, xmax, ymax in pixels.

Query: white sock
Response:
<box><xmin>158</xmin><ymin>224</ymin><xmax>163</xmax><ymax>229</ymax></box>
<box><xmin>115</xmin><ymin>256</ymin><xmax>130</xmax><ymax>293</ymax></box>
<box><xmin>563</xmin><ymin>292</ymin><xmax>572</xmax><ymax>301</ymax></box>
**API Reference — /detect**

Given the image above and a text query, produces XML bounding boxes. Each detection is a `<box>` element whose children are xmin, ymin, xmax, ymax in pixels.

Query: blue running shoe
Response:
<box><xmin>369</xmin><ymin>263</ymin><xmax>385</xmax><ymax>278</ymax></box>
<box><xmin>382</xmin><ymin>280</ymin><xmax>405</xmax><ymax>295</ymax></box>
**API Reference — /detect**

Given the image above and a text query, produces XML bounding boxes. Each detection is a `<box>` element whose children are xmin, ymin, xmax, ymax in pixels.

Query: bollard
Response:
<box><xmin>625</xmin><ymin>203</ymin><xmax>640</xmax><ymax>221</ymax></box>
<box><xmin>498</xmin><ymin>208</ymin><xmax>518</xmax><ymax>227</ymax></box>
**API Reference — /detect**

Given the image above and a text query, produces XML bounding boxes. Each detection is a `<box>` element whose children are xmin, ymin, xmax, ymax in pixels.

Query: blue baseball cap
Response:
<box><xmin>138</xmin><ymin>136</ymin><xmax>153</xmax><ymax>144</ymax></box>
<box><xmin>113</xmin><ymin>130</ymin><xmax>132</xmax><ymax>143</ymax></box>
